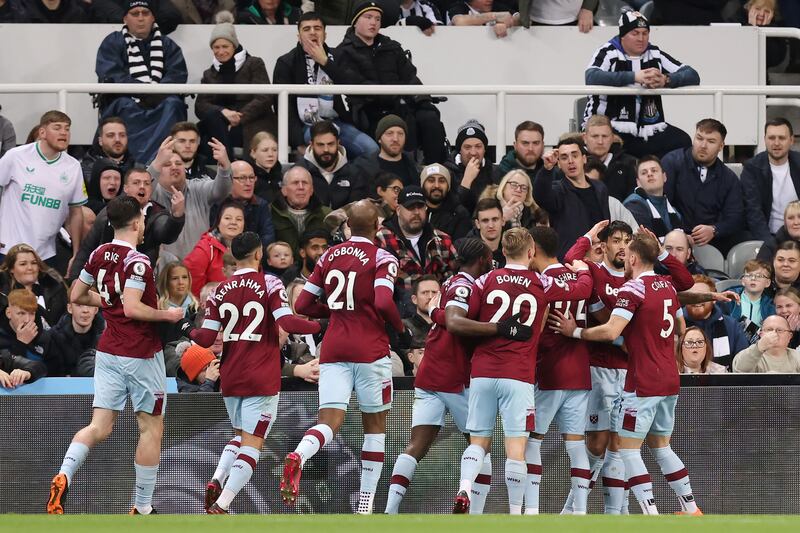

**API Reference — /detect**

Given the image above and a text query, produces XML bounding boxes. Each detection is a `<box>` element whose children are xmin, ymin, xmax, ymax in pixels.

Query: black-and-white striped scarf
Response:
<box><xmin>122</xmin><ymin>23</ymin><xmax>163</xmax><ymax>84</ymax></box>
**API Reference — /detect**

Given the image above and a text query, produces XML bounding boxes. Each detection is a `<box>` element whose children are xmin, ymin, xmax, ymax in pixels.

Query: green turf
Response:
<box><xmin>3</xmin><ymin>514</ymin><xmax>799</xmax><ymax>533</ymax></box>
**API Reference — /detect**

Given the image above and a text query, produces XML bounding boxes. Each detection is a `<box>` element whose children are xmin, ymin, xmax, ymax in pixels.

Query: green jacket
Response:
<box><xmin>270</xmin><ymin>194</ymin><xmax>331</xmax><ymax>255</ymax></box>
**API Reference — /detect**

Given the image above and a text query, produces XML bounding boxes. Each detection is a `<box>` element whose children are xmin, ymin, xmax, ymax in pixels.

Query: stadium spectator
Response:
<box><xmin>449</xmin><ymin>0</ymin><xmax>515</xmax><ymax>37</ymax></box>
<box><xmin>69</xmin><ymin>167</ymin><xmax>184</xmax><ymax>278</ymax></box>
<box><xmin>533</xmin><ymin>135</ymin><xmax>610</xmax><ymax>259</ymax></box>
<box><xmin>496</xmin><ymin>120</ymin><xmax>545</xmax><ymax>182</ymax></box>
<box><xmin>238</xmin><ymin>0</ymin><xmax>300</xmax><ymax>24</ymax></box>
<box><xmin>209</xmin><ymin>160</ymin><xmax>276</xmax><ymax>255</ymax></box>
<box><xmin>0</xmin><ymin>288</ymin><xmax>51</xmax><ymax>365</ymax></box>
<box><xmin>771</xmin><ymin>240</ymin><xmax>800</xmax><ymax>291</ymax></box>
<box><xmin>467</xmin><ymin>197</ymin><xmax>506</xmax><ymax>268</ymax></box>
<box><xmin>248</xmin><ymin>132</ymin><xmax>283</xmax><ymax>204</ymax></box>
<box><xmin>0</xmin><ymin>244</ymin><xmax>68</xmax><ymax>328</ymax></box>
<box><xmin>195</xmin><ymin>18</ymin><xmax>276</xmax><ymax>159</ymax></box>
<box><xmin>422</xmin><ymin>163</ymin><xmax>471</xmax><ymax>241</ymax></box>
<box><xmin>741</xmin><ymin>0</ymin><xmax>786</xmax><ymax>67</ymax></box>
<box><xmin>184</xmin><ymin>201</ymin><xmax>245</xmax><ymax>296</ymax></box>
<box><xmin>296</xmin><ymin>120</ymin><xmax>367</xmax><ymax>210</ymax></box>
<box><xmin>0</xmin><ymin>106</ymin><xmax>16</xmax><ymax>157</ymax></box>
<box><xmin>0</xmin><ymin>347</ymin><xmax>46</xmax><ymax>388</ymax></box>
<box><xmin>663</xmin><ymin>228</ymin><xmax>704</xmax><ymax>275</ymax></box>
<box><xmin>264</xmin><ymin>241</ymin><xmax>298</xmax><ymax>284</ymax></box>
<box><xmin>583</xmin><ymin>11</ymin><xmax>698</xmax><ymax>158</ymax></box>
<box><xmin>677</xmin><ymin>327</ymin><xmax>727</xmax><ymax>375</ymax></box>
<box><xmin>375</xmin><ymin>172</ymin><xmax>404</xmax><ymax>219</ymax></box>
<box><xmin>85</xmin><ymin>159</ymin><xmax>122</xmax><ymax>214</ymax></box>
<box><xmin>88</xmin><ymin>0</ymin><xmax>182</xmax><ymax>34</ymax></box>
<box><xmin>729</xmin><ymin>260</ymin><xmax>775</xmax><ymax>331</ymax></box>
<box><xmin>150</xmin><ymin>136</ymin><xmax>232</xmax><ymax>262</ymax></box>
<box><xmin>273</xmin><ymin>11</ymin><xmax>378</xmax><ymax>159</ymax></box>
<box><xmin>397</xmin><ymin>0</ymin><xmax>442</xmax><ymax>34</ymax></box>
<box><xmin>271</xmin><ymin>166</ymin><xmax>331</xmax><ymax>256</ymax></box>
<box><xmin>353</xmin><ymin>115</ymin><xmax>419</xmax><ymax>188</ymax></box>
<box><xmin>95</xmin><ymin>0</ymin><xmax>188</xmax><ymax>163</ymax></box>
<box><xmin>759</xmin><ymin>201</ymin><xmax>800</xmax><ymax>263</ymax></box>
<box><xmin>283</xmin><ymin>277</ymin><xmax>325</xmax><ymax>366</ymax></box>
<box><xmin>446</xmin><ymin>120</ymin><xmax>498</xmax><ymax>215</ymax></box>
<box><xmin>582</xmin><ymin>115</ymin><xmax>637</xmax><ymax>201</ymax></box>
<box><xmin>23</xmin><ymin>0</ymin><xmax>87</xmax><ymax>22</ymax></box>
<box><xmin>0</xmin><ymin>0</ymin><xmax>29</xmax><ymax>22</ymax></box>
<box><xmin>156</xmin><ymin>261</ymin><xmax>199</xmax><ymax>343</ymax></box>
<box><xmin>403</xmin><ymin>275</ymin><xmax>440</xmax><ymax>344</ymax></box>
<box><xmin>169</xmin><ymin>0</ymin><xmax>234</xmax><ymax>24</ymax></box>
<box><xmin>662</xmin><ymin>119</ymin><xmax>745</xmax><ymax>255</ymax></box>
<box><xmin>79</xmin><ymin>117</ymin><xmax>135</xmax><ymax>185</ymax></box>
<box><xmin>495</xmin><ymin>169</ymin><xmax>538</xmax><ymax>231</ymax></box>
<box><xmin>651</xmin><ymin>0</ymin><xmax>725</xmax><ymax>25</ymax></box>
<box><xmin>296</xmin><ymin>229</ymin><xmax>329</xmax><ymax>281</ymax></box>
<box><xmin>170</xmin><ymin>122</ymin><xmax>212</xmax><ymax>181</ymax></box>
<box><xmin>0</xmin><ymin>111</ymin><xmax>86</xmax><ymax>270</ymax></box>
<box><xmin>732</xmin><ymin>315</ymin><xmax>800</xmax><ymax>373</ymax></box>
<box><xmin>518</xmin><ymin>0</ymin><xmax>596</xmax><ymax>32</ymax></box>
<box><xmin>623</xmin><ymin>155</ymin><xmax>683</xmax><ymax>239</ymax></box>
<box><xmin>335</xmin><ymin>2</ymin><xmax>447</xmax><ymax>164</ymax></box>
<box><xmin>774</xmin><ymin>287</ymin><xmax>800</xmax><ymax>349</ymax></box>
<box><xmin>47</xmin><ymin>295</ymin><xmax>104</xmax><ymax>377</ymax></box>
<box><xmin>683</xmin><ymin>274</ymin><xmax>750</xmax><ymax>370</ymax></box>
<box><xmin>742</xmin><ymin>118</ymin><xmax>800</xmax><ymax>242</ymax></box>
<box><xmin>177</xmin><ymin>344</ymin><xmax>219</xmax><ymax>393</ymax></box>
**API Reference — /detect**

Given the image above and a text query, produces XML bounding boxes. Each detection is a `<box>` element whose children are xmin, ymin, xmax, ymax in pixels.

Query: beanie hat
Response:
<box><xmin>126</xmin><ymin>0</ymin><xmax>151</xmax><ymax>13</ymax></box>
<box><xmin>351</xmin><ymin>1</ymin><xmax>383</xmax><ymax>26</ymax></box>
<box><xmin>619</xmin><ymin>11</ymin><xmax>649</xmax><ymax>38</ymax></box>
<box><xmin>180</xmin><ymin>344</ymin><xmax>216</xmax><ymax>382</ymax></box>
<box><xmin>375</xmin><ymin>114</ymin><xmax>407</xmax><ymax>141</ymax></box>
<box><xmin>419</xmin><ymin>163</ymin><xmax>451</xmax><ymax>188</ymax></box>
<box><xmin>210</xmin><ymin>21</ymin><xmax>240</xmax><ymax>48</ymax></box>
<box><xmin>455</xmin><ymin>119</ymin><xmax>489</xmax><ymax>152</ymax></box>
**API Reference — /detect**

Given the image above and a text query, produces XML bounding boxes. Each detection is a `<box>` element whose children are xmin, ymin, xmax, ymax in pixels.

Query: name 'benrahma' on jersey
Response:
<box><xmin>304</xmin><ymin>236</ymin><xmax>399</xmax><ymax>364</ymax></box>
<box><xmin>612</xmin><ymin>272</ymin><xmax>682</xmax><ymax>397</ymax></box>
<box><xmin>467</xmin><ymin>264</ymin><xmax>593</xmax><ymax>385</ymax></box>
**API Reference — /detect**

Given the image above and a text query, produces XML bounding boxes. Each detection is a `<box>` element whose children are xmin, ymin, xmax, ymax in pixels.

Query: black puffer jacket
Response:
<box><xmin>46</xmin><ymin>313</ymin><xmax>105</xmax><ymax>377</ymax></box>
<box><xmin>428</xmin><ymin>192</ymin><xmax>472</xmax><ymax>241</ymax></box>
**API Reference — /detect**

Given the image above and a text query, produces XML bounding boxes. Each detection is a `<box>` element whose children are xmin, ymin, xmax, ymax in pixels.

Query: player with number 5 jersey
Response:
<box><xmin>190</xmin><ymin>232</ymin><xmax>321</xmax><ymax>514</ymax></box>
<box><xmin>281</xmin><ymin>201</ymin><xmax>406</xmax><ymax>515</ymax></box>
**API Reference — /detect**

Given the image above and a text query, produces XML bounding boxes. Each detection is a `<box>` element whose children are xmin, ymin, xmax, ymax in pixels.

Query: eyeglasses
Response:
<box><xmin>384</xmin><ymin>186</ymin><xmax>402</xmax><ymax>194</ymax></box>
<box><xmin>682</xmin><ymin>340</ymin><xmax>706</xmax><ymax>348</ymax></box>
<box><xmin>741</xmin><ymin>273</ymin><xmax>770</xmax><ymax>280</ymax></box>
<box><xmin>506</xmin><ymin>182</ymin><xmax>530</xmax><ymax>192</ymax></box>
<box><xmin>233</xmin><ymin>175</ymin><xmax>257</xmax><ymax>183</ymax></box>
<box><xmin>762</xmin><ymin>328</ymin><xmax>792</xmax><ymax>335</ymax></box>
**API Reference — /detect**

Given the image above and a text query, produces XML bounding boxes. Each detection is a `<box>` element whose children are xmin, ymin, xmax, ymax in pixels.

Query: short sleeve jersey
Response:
<box><xmin>536</xmin><ymin>264</ymin><xmax>591</xmax><ymax>391</ymax></box>
<box><xmin>587</xmin><ymin>259</ymin><xmax>628</xmax><ymax>369</ymax></box>
<box><xmin>468</xmin><ymin>264</ymin><xmax>591</xmax><ymax>384</ymax></box>
<box><xmin>202</xmin><ymin>269</ymin><xmax>290</xmax><ymax>397</ymax></box>
<box><xmin>0</xmin><ymin>142</ymin><xmax>87</xmax><ymax>259</ymax></box>
<box><xmin>79</xmin><ymin>240</ymin><xmax>161</xmax><ymax>359</ymax></box>
<box><xmin>612</xmin><ymin>272</ymin><xmax>681</xmax><ymax>397</ymax></box>
<box><xmin>304</xmin><ymin>236</ymin><xmax>399</xmax><ymax>364</ymax></box>
<box><xmin>415</xmin><ymin>272</ymin><xmax>475</xmax><ymax>393</ymax></box>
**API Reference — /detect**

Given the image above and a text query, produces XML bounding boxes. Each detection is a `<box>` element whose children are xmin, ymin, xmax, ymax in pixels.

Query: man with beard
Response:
<box><xmin>446</xmin><ymin>120</ymin><xmax>498</xmax><ymax>215</ymax></box>
<box><xmin>353</xmin><ymin>115</ymin><xmax>419</xmax><ymax>187</ymax></box>
<box><xmin>296</xmin><ymin>120</ymin><xmax>367</xmax><ymax>210</ymax></box>
<box><xmin>742</xmin><ymin>117</ymin><xmax>800</xmax><ymax>242</ymax></box>
<box><xmin>496</xmin><ymin>121</ymin><xmax>545</xmax><ymax>182</ymax></box>
<box><xmin>297</xmin><ymin>229</ymin><xmax>330</xmax><ymax>280</ymax></box>
<box><xmin>467</xmin><ymin>198</ymin><xmax>505</xmax><ymax>268</ymax></box>
<box><xmin>422</xmin><ymin>163</ymin><xmax>471</xmax><ymax>240</ymax></box>
<box><xmin>271</xmin><ymin>166</ymin><xmax>331</xmax><ymax>258</ymax></box>
<box><xmin>80</xmin><ymin>117</ymin><xmax>136</xmax><ymax>185</ymax></box>
<box><xmin>376</xmin><ymin>186</ymin><xmax>457</xmax><ymax>317</ymax></box>
<box><xmin>171</xmin><ymin>122</ymin><xmax>212</xmax><ymax>180</ymax></box>
<box><xmin>582</xmin><ymin>115</ymin><xmax>637</xmax><ymax>202</ymax></box>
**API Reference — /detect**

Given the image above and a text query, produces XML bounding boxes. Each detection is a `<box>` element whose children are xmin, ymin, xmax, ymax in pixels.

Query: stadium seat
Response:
<box><xmin>571</xmin><ymin>97</ymin><xmax>588</xmax><ymax>132</ymax></box>
<box><xmin>692</xmin><ymin>244</ymin><xmax>727</xmax><ymax>276</ymax></box>
<box><xmin>726</xmin><ymin>240</ymin><xmax>764</xmax><ymax>279</ymax></box>
<box><xmin>726</xmin><ymin>163</ymin><xmax>743</xmax><ymax>178</ymax></box>
<box><xmin>715</xmin><ymin>278</ymin><xmax>742</xmax><ymax>292</ymax></box>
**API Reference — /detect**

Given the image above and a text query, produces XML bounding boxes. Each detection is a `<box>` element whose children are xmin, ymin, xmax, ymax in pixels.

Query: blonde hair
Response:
<box><xmin>745</xmin><ymin>0</ymin><xmax>776</xmax><ymax>11</ymax></box>
<box><xmin>267</xmin><ymin>241</ymin><xmax>293</xmax><ymax>258</ymax></box>
<box><xmin>250</xmin><ymin>131</ymin><xmax>277</xmax><ymax>153</ymax></box>
<box><xmin>501</xmin><ymin>227</ymin><xmax>533</xmax><ymax>259</ymax></box>
<box><xmin>784</xmin><ymin>200</ymin><xmax>800</xmax><ymax>219</ymax></box>
<box><xmin>496</xmin><ymin>169</ymin><xmax>536</xmax><ymax>208</ymax></box>
<box><xmin>157</xmin><ymin>262</ymin><xmax>199</xmax><ymax>312</ymax></box>
<box><xmin>479</xmin><ymin>184</ymin><xmax>498</xmax><ymax>202</ymax></box>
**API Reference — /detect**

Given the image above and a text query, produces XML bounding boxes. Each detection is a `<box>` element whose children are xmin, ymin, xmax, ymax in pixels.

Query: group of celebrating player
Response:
<box><xmin>46</xmin><ymin>193</ymin><xmax>704</xmax><ymax>517</ymax></box>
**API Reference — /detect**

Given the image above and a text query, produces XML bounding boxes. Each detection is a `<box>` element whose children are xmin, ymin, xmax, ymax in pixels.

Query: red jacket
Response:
<box><xmin>184</xmin><ymin>232</ymin><xmax>228</xmax><ymax>297</ymax></box>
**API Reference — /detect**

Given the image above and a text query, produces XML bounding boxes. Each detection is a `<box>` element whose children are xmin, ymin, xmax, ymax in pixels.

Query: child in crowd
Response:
<box><xmin>264</xmin><ymin>241</ymin><xmax>298</xmax><ymax>283</ymax></box>
<box><xmin>730</xmin><ymin>259</ymin><xmax>775</xmax><ymax>341</ymax></box>
<box><xmin>406</xmin><ymin>339</ymin><xmax>425</xmax><ymax>376</ymax></box>
<box><xmin>177</xmin><ymin>344</ymin><xmax>220</xmax><ymax>393</ymax></box>
<box><xmin>222</xmin><ymin>252</ymin><xmax>237</xmax><ymax>279</ymax></box>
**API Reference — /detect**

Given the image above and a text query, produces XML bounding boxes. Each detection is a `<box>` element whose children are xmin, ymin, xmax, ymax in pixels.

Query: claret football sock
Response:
<box><xmin>295</xmin><ymin>424</ymin><xmax>334</xmax><ymax>467</ymax></box>
<box><xmin>59</xmin><ymin>442</ymin><xmax>89</xmax><ymax>485</ymax></box>
<box><xmin>213</xmin><ymin>436</ymin><xmax>241</xmax><ymax>484</ymax></box>
<box><xmin>505</xmin><ymin>459</ymin><xmax>527</xmax><ymax>515</ymax></box>
<box><xmin>458</xmin><ymin>444</ymin><xmax>486</xmax><ymax>496</ymax></box>
<box><xmin>215</xmin><ymin>446</ymin><xmax>260</xmax><ymax>511</ymax></box>
<box><xmin>133</xmin><ymin>463</ymin><xmax>159</xmax><ymax>515</ymax></box>
<box><xmin>385</xmin><ymin>453</ymin><xmax>417</xmax><ymax>514</ymax></box>
<box><xmin>565</xmin><ymin>440</ymin><xmax>592</xmax><ymax>515</ymax></box>
<box><xmin>470</xmin><ymin>453</ymin><xmax>492</xmax><ymax>515</ymax></box>
<box><xmin>620</xmin><ymin>449</ymin><xmax>658</xmax><ymax>515</ymax></box>
<box><xmin>523</xmin><ymin>438</ymin><xmax>542</xmax><ymax>515</ymax></box>
<box><xmin>650</xmin><ymin>446</ymin><xmax>698</xmax><ymax>513</ymax></box>
<box><xmin>601</xmin><ymin>450</ymin><xmax>626</xmax><ymax>514</ymax></box>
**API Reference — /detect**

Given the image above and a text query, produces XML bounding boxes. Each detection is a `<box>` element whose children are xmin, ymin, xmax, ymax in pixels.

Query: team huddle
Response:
<box><xmin>46</xmin><ymin>194</ymin><xmax>702</xmax><ymax>516</ymax></box>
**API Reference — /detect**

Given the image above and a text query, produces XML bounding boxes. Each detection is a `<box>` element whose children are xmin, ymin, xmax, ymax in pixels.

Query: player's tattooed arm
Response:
<box><xmin>677</xmin><ymin>290</ymin><xmax>740</xmax><ymax>306</ymax></box>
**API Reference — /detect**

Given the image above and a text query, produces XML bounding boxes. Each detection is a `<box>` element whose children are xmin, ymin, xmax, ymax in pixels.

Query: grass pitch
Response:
<box><xmin>4</xmin><ymin>514</ymin><xmax>799</xmax><ymax>533</ymax></box>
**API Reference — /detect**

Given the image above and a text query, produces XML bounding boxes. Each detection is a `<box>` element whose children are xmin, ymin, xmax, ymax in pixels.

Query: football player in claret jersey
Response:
<box><xmin>48</xmin><ymin>196</ymin><xmax>185</xmax><ymax>515</ymax></box>
<box><xmin>569</xmin><ymin>232</ymin><xmax>701</xmax><ymax>516</ymax></box>
<box><xmin>280</xmin><ymin>201</ymin><xmax>406</xmax><ymax>514</ymax></box>
<box><xmin>452</xmin><ymin>228</ymin><xmax>593</xmax><ymax>515</ymax></box>
<box><xmin>526</xmin><ymin>226</ymin><xmax>594</xmax><ymax>516</ymax></box>
<box><xmin>190</xmin><ymin>232</ymin><xmax>321</xmax><ymax>514</ymax></box>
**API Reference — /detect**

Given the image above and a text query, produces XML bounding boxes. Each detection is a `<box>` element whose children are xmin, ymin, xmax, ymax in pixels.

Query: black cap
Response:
<box><xmin>231</xmin><ymin>231</ymin><xmax>262</xmax><ymax>260</ymax></box>
<box><xmin>126</xmin><ymin>0</ymin><xmax>151</xmax><ymax>13</ymax></box>
<box><xmin>399</xmin><ymin>186</ymin><xmax>426</xmax><ymax>208</ymax></box>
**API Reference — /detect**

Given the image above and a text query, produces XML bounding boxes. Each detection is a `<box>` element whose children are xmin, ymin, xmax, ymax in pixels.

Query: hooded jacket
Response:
<box><xmin>86</xmin><ymin>158</ymin><xmax>122</xmax><ymax>214</ymax></box>
<box><xmin>79</xmin><ymin>144</ymin><xmax>135</xmax><ymax>185</ymax></box>
<box><xmin>183</xmin><ymin>231</ymin><xmax>228</xmax><ymax>297</ymax></box>
<box><xmin>296</xmin><ymin>147</ymin><xmax>368</xmax><ymax>210</ymax></box>
<box><xmin>683</xmin><ymin>304</ymin><xmax>751</xmax><ymax>370</ymax></box>
<box><xmin>47</xmin><ymin>312</ymin><xmax>105</xmax><ymax>377</ymax></box>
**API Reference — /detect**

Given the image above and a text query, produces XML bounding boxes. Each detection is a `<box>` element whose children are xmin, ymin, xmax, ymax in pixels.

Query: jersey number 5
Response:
<box><xmin>660</xmin><ymin>299</ymin><xmax>675</xmax><ymax>339</ymax></box>
<box><xmin>486</xmin><ymin>289</ymin><xmax>538</xmax><ymax>326</ymax></box>
<box><xmin>219</xmin><ymin>302</ymin><xmax>265</xmax><ymax>342</ymax></box>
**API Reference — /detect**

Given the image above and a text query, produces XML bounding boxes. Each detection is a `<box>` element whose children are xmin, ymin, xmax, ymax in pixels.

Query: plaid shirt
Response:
<box><xmin>375</xmin><ymin>218</ymin><xmax>457</xmax><ymax>291</ymax></box>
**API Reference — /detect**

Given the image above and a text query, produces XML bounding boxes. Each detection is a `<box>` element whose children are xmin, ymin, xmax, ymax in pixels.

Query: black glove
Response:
<box><xmin>497</xmin><ymin>313</ymin><xmax>532</xmax><ymax>342</ymax></box>
<box><xmin>406</xmin><ymin>15</ymin><xmax>434</xmax><ymax>31</ymax></box>
<box><xmin>177</xmin><ymin>318</ymin><xmax>195</xmax><ymax>337</ymax></box>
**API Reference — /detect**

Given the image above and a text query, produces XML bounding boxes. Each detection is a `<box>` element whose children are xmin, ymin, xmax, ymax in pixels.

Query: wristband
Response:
<box><xmin>572</xmin><ymin>327</ymin><xmax>583</xmax><ymax>340</ymax></box>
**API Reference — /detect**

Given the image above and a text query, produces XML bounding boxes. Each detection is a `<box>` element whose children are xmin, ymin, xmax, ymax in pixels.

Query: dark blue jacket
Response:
<box><xmin>683</xmin><ymin>304</ymin><xmax>750</xmax><ymax>370</ymax></box>
<box><xmin>96</xmin><ymin>29</ymin><xmax>187</xmax><ymax>86</ymax></box>
<box><xmin>740</xmin><ymin>150</ymin><xmax>800</xmax><ymax>241</ymax></box>
<box><xmin>209</xmin><ymin>195</ymin><xmax>276</xmax><ymax>251</ymax></box>
<box><xmin>662</xmin><ymin>147</ymin><xmax>744</xmax><ymax>239</ymax></box>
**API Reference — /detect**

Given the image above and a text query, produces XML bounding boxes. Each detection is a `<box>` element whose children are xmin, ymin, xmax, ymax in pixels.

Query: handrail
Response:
<box><xmin>0</xmin><ymin>83</ymin><xmax>797</xmax><ymax>163</ymax></box>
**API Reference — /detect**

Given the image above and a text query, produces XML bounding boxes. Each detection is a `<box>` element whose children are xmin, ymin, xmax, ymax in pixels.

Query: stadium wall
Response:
<box><xmin>0</xmin><ymin>25</ymin><xmax>759</xmax><ymax>148</ymax></box>
<box><xmin>1</xmin><ymin>375</ymin><xmax>799</xmax><ymax>515</ymax></box>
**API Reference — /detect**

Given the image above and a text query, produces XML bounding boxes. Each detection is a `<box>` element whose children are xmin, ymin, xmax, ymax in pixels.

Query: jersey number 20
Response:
<box><xmin>486</xmin><ymin>289</ymin><xmax>538</xmax><ymax>326</ymax></box>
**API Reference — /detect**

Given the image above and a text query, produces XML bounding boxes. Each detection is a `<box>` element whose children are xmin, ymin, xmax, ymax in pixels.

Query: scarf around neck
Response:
<box><xmin>122</xmin><ymin>22</ymin><xmax>163</xmax><ymax>84</ymax></box>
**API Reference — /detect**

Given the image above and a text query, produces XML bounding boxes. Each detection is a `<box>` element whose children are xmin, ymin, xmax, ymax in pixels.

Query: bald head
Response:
<box><xmin>347</xmin><ymin>200</ymin><xmax>379</xmax><ymax>237</ymax></box>
<box><xmin>231</xmin><ymin>160</ymin><xmax>256</xmax><ymax>200</ymax></box>
<box><xmin>761</xmin><ymin>314</ymin><xmax>792</xmax><ymax>352</ymax></box>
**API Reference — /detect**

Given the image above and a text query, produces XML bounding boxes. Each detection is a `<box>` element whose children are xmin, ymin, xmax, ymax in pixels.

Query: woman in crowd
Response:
<box><xmin>375</xmin><ymin>172</ymin><xmax>404</xmax><ymax>220</ymax></box>
<box><xmin>85</xmin><ymin>158</ymin><xmax>122</xmax><ymax>214</ymax></box>
<box><xmin>758</xmin><ymin>201</ymin><xmax>800</xmax><ymax>263</ymax></box>
<box><xmin>0</xmin><ymin>243</ymin><xmax>68</xmax><ymax>327</ymax></box>
<box><xmin>157</xmin><ymin>262</ymin><xmax>200</xmax><ymax>344</ymax></box>
<box><xmin>677</xmin><ymin>326</ymin><xmax>728</xmax><ymax>374</ymax></box>
<box><xmin>249</xmin><ymin>131</ymin><xmax>283</xmax><ymax>204</ymax></box>
<box><xmin>774</xmin><ymin>287</ymin><xmax>800</xmax><ymax>349</ymax></box>
<box><xmin>495</xmin><ymin>169</ymin><xmax>538</xmax><ymax>229</ymax></box>
<box><xmin>184</xmin><ymin>201</ymin><xmax>246</xmax><ymax>297</ymax></box>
